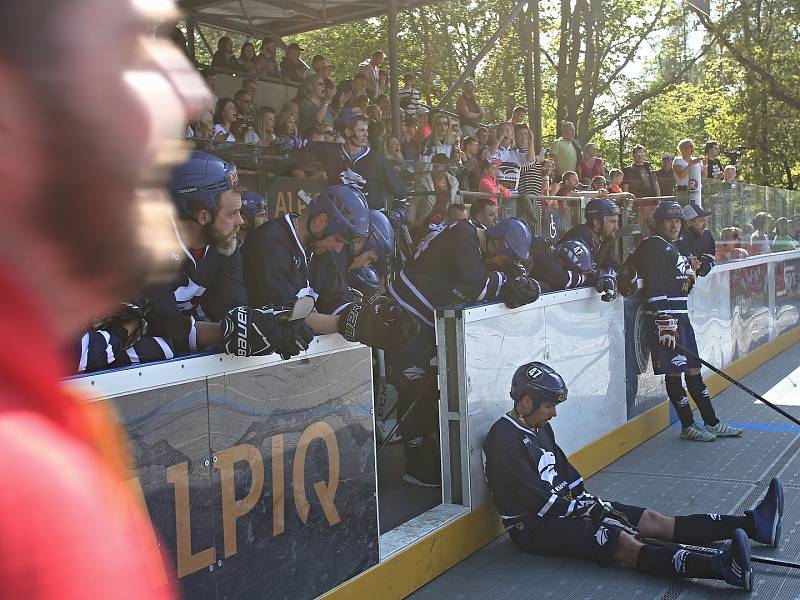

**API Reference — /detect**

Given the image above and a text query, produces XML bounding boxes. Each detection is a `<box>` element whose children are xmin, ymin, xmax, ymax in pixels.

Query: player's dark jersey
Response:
<box><xmin>676</xmin><ymin>227</ymin><xmax>716</xmax><ymax>276</ymax></box>
<box><xmin>242</xmin><ymin>213</ymin><xmax>354</xmax><ymax>315</ymax></box>
<box><xmin>483</xmin><ymin>415</ymin><xmax>585</xmax><ymax>521</ymax></box>
<box><xmin>76</xmin><ymin>333</ymin><xmax>173</xmax><ymax>373</ymax></box>
<box><xmin>388</xmin><ymin>219</ymin><xmax>504</xmax><ymax>328</ymax></box>
<box><xmin>529</xmin><ymin>237</ymin><xmax>590</xmax><ymax>292</ymax></box>
<box><xmin>557</xmin><ymin>223</ymin><xmax>618</xmax><ymax>269</ymax></box>
<box><xmin>626</xmin><ymin>235</ymin><xmax>693</xmax><ymax>317</ymax></box>
<box><xmin>306</xmin><ymin>142</ymin><xmax>406</xmax><ymax>209</ymax></box>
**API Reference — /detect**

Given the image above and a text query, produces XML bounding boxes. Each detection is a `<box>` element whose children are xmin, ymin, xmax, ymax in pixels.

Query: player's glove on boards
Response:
<box><xmin>655</xmin><ymin>313</ymin><xmax>678</xmax><ymax>349</ymax></box>
<box><xmin>499</xmin><ymin>275</ymin><xmax>541</xmax><ymax>309</ymax></box>
<box><xmin>594</xmin><ymin>268</ymin><xmax>618</xmax><ymax>302</ymax></box>
<box><xmin>616</xmin><ymin>265</ymin><xmax>639</xmax><ymax>297</ymax></box>
<box><xmin>338</xmin><ymin>294</ymin><xmax>420</xmax><ymax>350</ymax></box>
<box><xmin>221</xmin><ymin>305</ymin><xmax>314</xmax><ymax>359</ymax></box>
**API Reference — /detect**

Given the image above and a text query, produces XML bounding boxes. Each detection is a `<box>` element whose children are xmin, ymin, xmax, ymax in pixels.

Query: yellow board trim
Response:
<box><xmin>321</xmin><ymin>329</ymin><xmax>800</xmax><ymax>600</ymax></box>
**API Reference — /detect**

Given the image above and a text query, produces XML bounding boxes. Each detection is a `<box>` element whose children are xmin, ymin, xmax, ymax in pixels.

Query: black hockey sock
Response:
<box><xmin>636</xmin><ymin>544</ymin><xmax>719</xmax><ymax>579</ymax></box>
<box><xmin>674</xmin><ymin>514</ymin><xmax>754</xmax><ymax>544</ymax></box>
<box><xmin>685</xmin><ymin>374</ymin><xmax>719</xmax><ymax>426</ymax></box>
<box><xmin>665</xmin><ymin>376</ymin><xmax>695</xmax><ymax>427</ymax></box>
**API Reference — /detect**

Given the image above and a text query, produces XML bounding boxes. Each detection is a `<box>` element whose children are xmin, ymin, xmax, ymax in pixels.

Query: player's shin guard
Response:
<box><xmin>685</xmin><ymin>373</ymin><xmax>719</xmax><ymax>426</ymax></box>
<box><xmin>636</xmin><ymin>544</ymin><xmax>718</xmax><ymax>579</ymax></box>
<box><xmin>665</xmin><ymin>375</ymin><xmax>695</xmax><ymax>427</ymax></box>
<box><xmin>674</xmin><ymin>514</ymin><xmax>754</xmax><ymax>544</ymax></box>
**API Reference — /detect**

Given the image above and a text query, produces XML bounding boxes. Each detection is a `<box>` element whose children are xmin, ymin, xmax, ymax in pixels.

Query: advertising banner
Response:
<box><xmin>730</xmin><ymin>263</ymin><xmax>770</xmax><ymax>359</ymax></box>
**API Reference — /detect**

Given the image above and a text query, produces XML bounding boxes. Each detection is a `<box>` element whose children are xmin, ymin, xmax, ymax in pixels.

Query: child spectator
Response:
<box><xmin>591</xmin><ymin>175</ymin><xmax>607</xmax><ymax>192</ymax></box>
<box><xmin>608</xmin><ymin>169</ymin><xmax>624</xmax><ymax>193</ymax></box>
<box><xmin>478</xmin><ymin>159</ymin><xmax>512</xmax><ymax>205</ymax></box>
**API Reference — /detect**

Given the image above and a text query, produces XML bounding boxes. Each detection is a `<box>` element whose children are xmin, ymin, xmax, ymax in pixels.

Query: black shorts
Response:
<box><xmin>649</xmin><ymin>317</ymin><xmax>701</xmax><ymax>375</ymax></box>
<box><xmin>509</xmin><ymin>502</ymin><xmax>646</xmax><ymax>562</ymax></box>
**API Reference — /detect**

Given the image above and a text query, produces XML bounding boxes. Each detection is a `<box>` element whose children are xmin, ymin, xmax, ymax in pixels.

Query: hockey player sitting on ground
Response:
<box><xmin>483</xmin><ymin>361</ymin><xmax>783</xmax><ymax>591</ymax></box>
<box><xmin>626</xmin><ymin>201</ymin><xmax>743</xmax><ymax>441</ymax></box>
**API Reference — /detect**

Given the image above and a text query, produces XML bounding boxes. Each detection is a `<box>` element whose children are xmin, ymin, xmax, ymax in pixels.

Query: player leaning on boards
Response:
<box><xmin>626</xmin><ymin>201</ymin><xmax>742</xmax><ymax>441</ymax></box>
<box><xmin>483</xmin><ymin>362</ymin><xmax>783</xmax><ymax>591</ymax></box>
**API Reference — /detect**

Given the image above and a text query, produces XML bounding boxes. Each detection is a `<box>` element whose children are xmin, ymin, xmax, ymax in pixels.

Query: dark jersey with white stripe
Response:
<box><xmin>76</xmin><ymin>333</ymin><xmax>173</xmax><ymax>374</ymax></box>
<box><xmin>530</xmin><ymin>248</ymin><xmax>590</xmax><ymax>292</ymax></box>
<box><xmin>676</xmin><ymin>227</ymin><xmax>716</xmax><ymax>277</ymax></box>
<box><xmin>242</xmin><ymin>213</ymin><xmax>354</xmax><ymax>315</ymax></box>
<box><xmin>483</xmin><ymin>415</ymin><xmax>585</xmax><ymax>521</ymax></box>
<box><xmin>626</xmin><ymin>235</ymin><xmax>693</xmax><ymax>317</ymax></box>
<box><xmin>388</xmin><ymin>219</ymin><xmax>504</xmax><ymax>328</ymax></box>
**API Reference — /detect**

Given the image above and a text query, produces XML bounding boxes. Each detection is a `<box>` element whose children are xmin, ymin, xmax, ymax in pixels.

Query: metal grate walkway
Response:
<box><xmin>409</xmin><ymin>344</ymin><xmax>800</xmax><ymax>599</ymax></box>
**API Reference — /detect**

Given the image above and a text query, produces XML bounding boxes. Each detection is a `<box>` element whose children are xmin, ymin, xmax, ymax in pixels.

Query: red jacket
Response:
<box><xmin>0</xmin><ymin>264</ymin><xmax>174</xmax><ymax>600</ymax></box>
<box><xmin>478</xmin><ymin>176</ymin><xmax>511</xmax><ymax>204</ymax></box>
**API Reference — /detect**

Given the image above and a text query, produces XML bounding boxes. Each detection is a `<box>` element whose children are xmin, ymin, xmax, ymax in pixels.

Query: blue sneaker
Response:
<box><xmin>751</xmin><ymin>477</ymin><xmax>783</xmax><ymax>547</ymax></box>
<box><xmin>713</xmin><ymin>529</ymin><xmax>752</xmax><ymax>590</ymax></box>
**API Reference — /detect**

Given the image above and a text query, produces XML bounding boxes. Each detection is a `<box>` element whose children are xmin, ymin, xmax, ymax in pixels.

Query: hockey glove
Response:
<box><xmin>270</xmin><ymin>134</ymin><xmax>305</xmax><ymax>155</ymax></box>
<box><xmin>338</xmin><ymin>294</ymin><xmax>420</xmax><ymax>351</ymax></box>
<box><xmin>92</xmin><ymin>302</ymin><xmax>151</xmax><ymax>350</ymax></box>
<box><xmin>499</xmin><ymin>275</ymin><xmax>541</xmax><ymax>309</ymax></box>
<box><xmin>573</xmin><ymin>493</ymin><xmax>638</xmax><ymax>535</ymax></box>
<box><xmin>221</xmin><ymin>304</ymin><xmax>314</xmax><ymax>359</ymax></box>
<box><xmin>655</xmin><ymin>313</ymin><xmax>678</xmax><ymax>349</ymax></box>
<box><xmin>594</xmin><ymin>268</ymin><xmax>618</xmax><ymax>302</ymax></box>
<box><xmin>616</xmin><ymin>265</ymin><xmax>640</xmax><ymax>297</ymax></box>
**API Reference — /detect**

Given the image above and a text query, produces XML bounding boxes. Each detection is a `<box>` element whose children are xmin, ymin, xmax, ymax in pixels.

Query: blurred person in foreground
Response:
<box><xmin>0</xmin><ymin>0</ymin><xmax>211</xmax><ymax>597</ymax></box>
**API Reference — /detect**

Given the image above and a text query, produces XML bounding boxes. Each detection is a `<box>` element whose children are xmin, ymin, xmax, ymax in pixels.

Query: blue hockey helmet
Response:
<box><xmin>240</xmin><ymin>191</ymin><xmax>267</xmax><ymax>218</ymax></box>
<box><xmin>307</xmin><ymin>185</ymin><xmax>370</xmax><ymax>241</ymax></box>
<box><xmin>335</xmin><ymin>107</ymin><xmax>365</xmax><ymax>133</ymax></box>
<box><xmin>363</xmin><ymin>210</ymin><xmax>395</xmax><ymax>258</ymax></box>
<box><xmin>654</xmin><ymin>200</ymin><xmax>685</xmax><ymax>221</ymax></box>
<box><xmin>584</xmin><ymin>198</ymin><xmax>621</xmax><ymax>223</ymax></box>
<box><xmin>486</xmin><ymin>217</ymin><xmax>532</xmax><ymax>261</ymax></box>
<box><xmin>510</xmin><ymin>361</ymin><xmax>569</xmax><ymax>407</ymax></box>
<box><xmin>170</xmin><ymin>151</ymin><xmax>238</xmax><ymax>219</ymax></box>
<box><xmin>348</xmin><ymin>264</ymin><xmax>382</xmax><ymax>294</ymax></box>
<box><xmin>554</xmin><ymin>239</ymin><xmax>594</xmax><ymax>273</ymax></box>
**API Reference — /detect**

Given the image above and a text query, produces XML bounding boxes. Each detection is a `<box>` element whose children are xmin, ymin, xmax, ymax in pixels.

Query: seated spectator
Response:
<box><xmin>576</xmin><ymin>142</ymin><xmax>604</xmax><ymax>184</ymax></box>
<box><xmin>241</xmin><ymin>78</ymin><xmax>258</xmax><ymax>100</ymax></box>
<box><xmin>655</xmin><ymin>154</ymin><xmax>674</xmax><ymax>195</ymax></box>
<box><xmin>368</xmin><ymin>118</ymin><xmax>386</xmax><ymax>153</ymax></box>
<box><xmin>408</xmin><ymin>153</ymin><xmax>460</xmax><ymax>242</ymax></box>
<box><xmin>750</xmin><ymin>212</ymin><xmax>772</xmax><ymax>254</ymax></box>
<box><xmin>298</xmin><ymin>74</ymin><xmax>334</xmax><ymax>133</ymax></box>
<box><xmin>484</xmin><ymin>121</ymin><xmax>516</xmax><ymax>164</ymax></box>
<box><xmin>401</xmin><ymin>116</ymin><xmax>420</xmax><ymax>160</ymax></box>
<box><xmin>718</xmin><ymin>227</ymin><xmax>749</xmax><ymax>261</ymax></box>
<box><xmin>275</xmin><ymin>102</ymin><xmax>299</xmax><ymax>136</ymax></box>
<box><xmin>556</xmin><ymin>171</ymin><xmax>580</xmax><ymax>197</ymax></box>
<box><xmin>211</xmin><ymin>36</ymin><xmax>239</xmax><ymax>70</ymax></box>
<box><xmin>334</xmin><ymin>72</ymin><xmax>369</xmax><ymax>109</ymax></box>
<box><xmin>420</xmin><ymin>112</ymin><xmax>454</xmax><ymax>162</ymax></box>
<box><xmin>212</xmin><ymin>97</ymin><xmax>237</xmax><ymax>142</ymax></box>
<box><xmin>478</xmin><ymin>159</ymin><xmax>512</xmax><ymax>205</ymax></box>
<box><xmin>772</xmin><ymin>217</ymin><xmax>798</xmax><ymax>252</ymax></box>
<box><xmin>190</xmin><ymin>111</ymin><xmax>214</xmax><ymax>140</ymax></box>
<box><xmin>591</xmin><ymin>175</ymin><xmax>607</xmax><ymax>191</ymax></box>
<box><xmin>510</xmin><ymin>106</ymin><xmax>527</xmax><ymax>127</ymax></box>
<box><xmin>244</xmin><ymin>105</ymin><xmax>277</xmax><ymax>145</ymax></box>
<box><xmin>399</xmin><ymin>72</ymin><xmax>422</xmax><ymax>115</ymax></box>
<box><xmin>457</xmin><ymin>79</ymin><xmax>485</xmax><ymax>137</ymax></box>
<box><xmin>357</xmin><ymin>51</ymin><xmax>385</xmax><ymax>98</ymax></box>
<box><xmin>469</xmin><ymin>197</ymin><xmax>499</xmax><ymax>230</ymax></box>
<box><xmin>366</xmin><ymin>103</ymin><xmax>383</xmax><ymax>123</ymax></box>
<box><xmin>237</xmin><ymin>191</ymin><xmax>268</xmax><ymax>243</ymax></box>
<box><xmin>257</xmin><ymin>36</ymin><xmax>281</xmax><ymax>76</ymax></box>
<box><xmin>608</xmin><ymin>168</ymin><xmax>624</xmax><ymax>193</ymax></box>
<box><xmin>476</xmin><ymin>126</ymin><xmax>489</xmax><ymax>152</ymax></box>
<box><xmin>238</xmin><ymin>42</ymin><xmax>256</xmax><ymax>71</ymax></box>
<box><xmin>622</xmin><ymin>145</ymin><xmax>660</xmax><ymax>198</ymax></box>
<box><xmin>385</xmin><ymin>136</ymin><xmax>404</xmax><ymax>161</ymax></box>
<box><xmin>234</xmin><ymin>89</ymin><xmax>255</xmax><ymax>119</ymax></box>
<box><xmin>375</xmin><ymin>94</ymin><xmax>391</xmax><ymax>118</ymax></box>
<box><xmin>460</xmin><ymin>135</ymin><xmax>481</xmax><ymax>190</ymax></box>
<box><xmin>280</xmin><ymin>42</ymin><xmax>308</xmax><ymax>82</ymax></box>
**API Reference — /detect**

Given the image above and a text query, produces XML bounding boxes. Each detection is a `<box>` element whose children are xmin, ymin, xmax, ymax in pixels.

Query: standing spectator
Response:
<box><xmin>306</xmin><ymin>54</ymin><xmax>326</xmax><ymax>77</ymax></box>
<box><xmin>399</xmin><ymin>72</ymin><xmax>422</xmax><ymax>115</ymax></box>
<box><xmin>541</xmin><ymin>159</ymin><xmax>557</xmax><ymax>196</ymax></box>
<box><xmin>456</xmin><ymin>79</ymin><xmax>485</xmax><ymax>137</ymax></box>
<box><xmin>213</xmin><ymin>97</ymin><xmax>237</xmax><ymax>141</ymax></box>
<box><xmin>334</xmin><ymin>72</ymin><xmax>369</xmax><ymax>109</ymax></box>
<box><xmin>750</xmin><ymin>212</ymin><xmax>773</xmax><ymax>255</ymax></box>
<box><xmin>298</xmin><ymin>74</ymin><xmax>334</xmax><ymax>133</ymax></box>
<box><xmin>772</xmin><ymin>218</ymin><xmax>798</xmax><ymax>252</ymax></box>
<box><xmin>478</xmin><ymin>159</ymin><xmax>512</xmax><ymax>205</ymax></box>
<box><xmin>234</xmin><ymin>89</ymin><xmax>255</xmax><ymax>119</ymax></box>
<box><xmin>376</xmin><ymin>94</ymin><xmax>391</xmax><ymax>117</ymax></box>
<box><xmin>357</xmin><ymin>51</ymin><xmax>385</xmax><ymax>98</ymax></box>
<box><xmin>378</xmin><ymin>69</ymin><xmax>388</xmax><ymax>97</ymax></box>
<box><xmin>673</xmin><ymin>139</ymin><xmax>707</xmax><ymax>205</ymax></box>
<box><xmin>280</xmin><ymin>42</ymin><xmax>308</xmax><ymax>82</ymax></box>
<box><xmin>385</xmin><ymin>136</ymin><xmax>404</xmax><ymax>161</ymax></box>
<box><xmin>608</xmin><ymin>169</ymin><xmax>624</xmax><ymax>193</ymax></box>
<box><xmin>367</xmin><ymin>111</ymin><xmax>386</xmax><ymax>153</ymax></box>
<box><xmin>258</xmin><ymin>36</ymin><xmax>281</xmax><ymax>76</ymax></box>
<box><xmin>718</xmin><ymin>227</ymin><xmax>749</xmax><ymax>261</ymax></box>
<box><xmin>705</xmin><ymin>141</ymin><xmax>724</xmax><ymax>180</ymax></box>
<box><xmin>401</xmin><ymin>115</ymin><xmax>420</xmax><ymax>161</ymax></box>
<box><xmin>211</xmin><ymin>36</ymin><xmax>239</xmax><ymax>70</ymax></box>
<box><xmin>461</xmin><ymin>135</ymin><xmax>482</xmax><ymax>190</ymax></box>
<box><xmin>556</xmin><ymin>171</ymin><xmax>580</xmax><ymax>197</ymax></box>
<box><xmin>622</xmin><ymin>145</ymin><xmax>661</xmax><ymax>198</ymax></box>
<box><xmin>408</xmin><ymin>153</ymin><xmax>460</xmax><ymax>242</ymax></box>
<box><xmin>415</xmin><ymin>107</ymin><xmax>432</xmax><ymax>142</ymax></box>
<box><xmin>420</xmin><ymin>112</ymin><xmax>453</xmax><ymax>162</ymax></box>
<box><xmin>549</xmin><ymin>121</ymin><xmax>580</xmax><ymax>178</ymax></box>
<box><xmin>484</xmin><ymin>121</ymin><xmax>516</xmax><ymax>164</ymax></box>
<box><xmin>476</xmin><ymin>126</ymin><xmax>490</xmax><ymax>152</ymax></box>
<box><xmin>238</xmin><ymin>42</ymin><xmax>256</xmax><ymax>71</ymax></box>
<box><xmin>655</xmin><ymin>154</ymin><xmax>675</xmax><ymax>196</ymax></box>
<box><xmin>510</xmin><ymin>106</ymin><xmax>527</xmax><ymax>127</ymax></box>
<box><xmin>576</xmin><ymin>142</ymin><xmax>605</xmax><ymax>184</ymax></box>
<box><xmin>591</xmin><ymin>175</ymin><xmax>607</xmax><ymax>191</ymax></box>
<box><xmin>244</xmin><ymin>105</ymin><xmax>277</xmax><ymax>145</ymax></box>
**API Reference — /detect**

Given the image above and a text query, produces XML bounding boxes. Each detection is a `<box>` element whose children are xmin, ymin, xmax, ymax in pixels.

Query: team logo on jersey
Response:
<box><xmin>671</xmin><ymin>355</ymin><xmax>687</xmax><ymax>368</ymax></box>
<box><xmin>672</xmin><ymin>549</ymin><xmax>689</xmax><ymax>573</ymax></box>
<box><xmin>538</xmin><ymin>451</ymin><xmax>557</xmax><ymax>485</ymax></box>
<box><xmin>677</xmin><ymin>394</ymin><xmax>689</xmax><ymax>407</ymax></box>
<box><xmin>594</xmin><ymin>527</ymin><xmax>609</xmax><ymax>546</ymax></box>
<box><xmin>527</xmin><ymin>366</ymin><xmax>544</xmax><ymax>380</ymax></box>
<box><xmin>708</xmin><ymin>514</ymin><xmax>721</xmax><ymax>520</ymax></box>
<box><xmin>402</xmin><ymin>366</ymin><xmax>426</xmax><ymax>381</ymax></box>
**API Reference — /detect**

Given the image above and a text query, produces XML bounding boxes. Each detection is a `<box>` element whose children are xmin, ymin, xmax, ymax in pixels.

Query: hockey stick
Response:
<box><xmin>674</xmin><ymin>342</ymin><xmax>800</xmax><ymax>428</ymax></box>
<box><xmin>637</xmin><ymin>536</ymin><xmax>800</xmax><ymax>570</ymax></box>
<box><xmin>376</xmin><ymin>370</ymin><xmax>437</xmax><ymax>457</ymax></box>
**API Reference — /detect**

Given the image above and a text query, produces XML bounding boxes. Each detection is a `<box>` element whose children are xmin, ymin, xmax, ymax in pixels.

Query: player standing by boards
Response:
<box><xmin>676</xmin><ymin>204</ymin><xmax>716</xmax><ymax>279</ymax></box>
<box><xmin>626</xmin><ymin>201</ymin><xmax>742</xmax><ymax>441</ymax></box>
<box><xmin>387</xmin><ymin>217</ymin><xmax>542</xmax><ymax>486</ymax></box>
<box><xmin>483</xmin><ymin>361</ymin><xmax>783</xmax><ymax>591</ymax></box>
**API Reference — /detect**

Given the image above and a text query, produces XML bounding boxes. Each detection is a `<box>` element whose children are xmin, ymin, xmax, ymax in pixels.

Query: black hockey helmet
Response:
<box><xmin>654</xmin><ymin>200</ymin><xmax>685</xmax><ymax>221</ymax></box>
<box><xmin>510</xmin><ymin>361</ymin><xmax>568</xmax><ymax>408</ymax></box>
<box><xmin>584</xmin><ymin>198</ymin><xmax>621</xmax><ymax>223</ymax></box>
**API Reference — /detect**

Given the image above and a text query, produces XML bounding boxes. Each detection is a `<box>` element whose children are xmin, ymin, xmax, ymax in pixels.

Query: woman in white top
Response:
<box><xmin>212</xmin><ymin>97</ymin><xmax>237</xmax><ymax>142</ymax></box>
<box><xmin>244</xmin><ymin>105</ymin><xmax>277</xmax><ymax>145</ymax></box>
<box><xmin>672</xmin><ymin>138</ymin><xmax>707</xmax><ymax>204</ymax></box>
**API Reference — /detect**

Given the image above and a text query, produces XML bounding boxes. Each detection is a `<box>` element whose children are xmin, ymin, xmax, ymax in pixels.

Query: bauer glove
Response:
<box><xmin>221</xmin><ymin>302</ymin><xmax>314</xmax><ymax>359</ymax></box>
<box><xmin>594</xmin><ymin>267</ymin><xmax>618</xmax><ymax>302</ymax></box>
<box><xmin>499</xmin><ymin>275</ymin><xmax>541</xmax><ymax>309</ymax></box>
<box><xmin>338</xmin><ymin>294</ymin><xmax>419</xmax><ymax>351</ymax></box>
